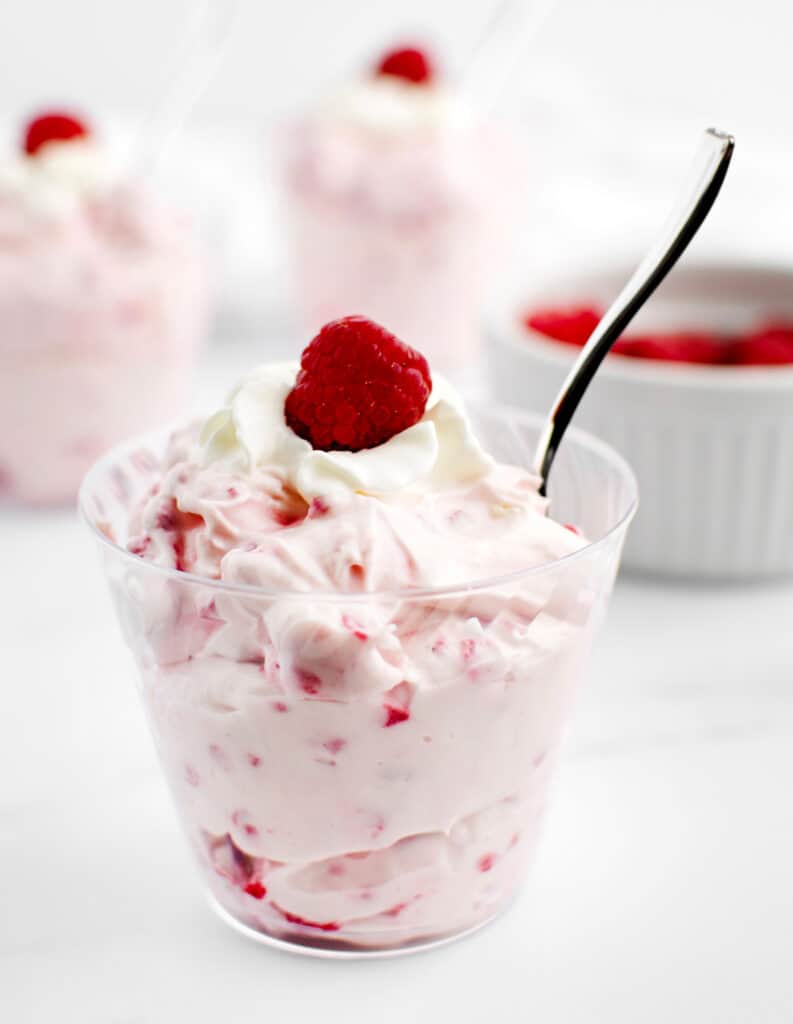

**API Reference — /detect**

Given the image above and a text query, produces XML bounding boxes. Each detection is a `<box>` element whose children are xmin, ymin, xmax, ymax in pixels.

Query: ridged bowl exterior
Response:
<box><xmin>488</xmin><ymin>263</ymin><xmax>793</xmax><ymax>579</ymax></box>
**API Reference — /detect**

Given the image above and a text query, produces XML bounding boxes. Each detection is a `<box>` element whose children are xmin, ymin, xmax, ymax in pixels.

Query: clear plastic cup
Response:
<box><xmin>80</xmin><ymin>407</ymin><xmax>637</xmax><ymax>958</ymax></box>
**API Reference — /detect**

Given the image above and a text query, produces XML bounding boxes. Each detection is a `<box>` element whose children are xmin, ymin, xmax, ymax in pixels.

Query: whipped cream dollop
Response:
<box><xmin>200</xmin><ymin>362</ymin><xmax>493</xmax><ymax>503</ymax></box>
<box><xmin>0</xmin><ymin>138</ymin><xmax>116</xmax><ymax>219</ymax></box>
<box><xmin>320</xmin><ymin>78</ymin><xmax>463</xmax><ymax>139</ymax></box>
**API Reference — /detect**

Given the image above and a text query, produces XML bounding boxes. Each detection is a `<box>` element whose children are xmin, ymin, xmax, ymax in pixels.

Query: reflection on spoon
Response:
<box><xmin>533</xmin><ymin>127</ymin><xmax>735</xmax><ymax>495</ymax></box>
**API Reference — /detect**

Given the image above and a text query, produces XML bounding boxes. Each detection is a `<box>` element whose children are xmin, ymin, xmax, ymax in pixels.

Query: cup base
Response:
<box><xmin>206</xmin><ymin>892</ymin><xmax>513</xmax><ymax>960</ymax></box>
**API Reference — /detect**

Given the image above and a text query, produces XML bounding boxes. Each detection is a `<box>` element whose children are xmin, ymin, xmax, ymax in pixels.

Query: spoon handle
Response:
<box><xmin>131</xmin><ymin>0</ymin><xmax>240</xmax><ymax>178</ymax></box>
<box><xmin>533</xmin><ymin>127</ymin><xmax>735</xmax><ymax>494</ymax></box>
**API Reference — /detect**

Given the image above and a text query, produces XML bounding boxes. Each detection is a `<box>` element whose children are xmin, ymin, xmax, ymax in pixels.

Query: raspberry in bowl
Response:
<box><xmin>278</xmin><ymin>43</ymin><xmax>523</xmax><ymax>379</ymax></box>
<box><xmin>81</xmin><ymin>316</ymin><xmax>636</xmax><ymax>957</ymax></box>
<box><xmin>0</xmin><ymin>109</ymin><xmax>208</xmax><ymax>506</ymax></box>
<box><xmin>489</xmin><ymin>260</ymin><xmax>793</xmax><ymax>578</ymax></box>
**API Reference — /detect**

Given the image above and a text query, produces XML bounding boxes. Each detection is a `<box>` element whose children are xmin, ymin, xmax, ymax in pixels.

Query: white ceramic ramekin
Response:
<box><xmin>488</xmin><ymin>261</ymin><xmax>793</xmax><ymax>579</ymax></box>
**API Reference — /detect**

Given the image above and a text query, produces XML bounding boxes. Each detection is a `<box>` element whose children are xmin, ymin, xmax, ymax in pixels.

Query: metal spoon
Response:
<box><xmin>533</xmin><ymin>127</ymin><xmax>735</xmax><ymax>495</ymax></box>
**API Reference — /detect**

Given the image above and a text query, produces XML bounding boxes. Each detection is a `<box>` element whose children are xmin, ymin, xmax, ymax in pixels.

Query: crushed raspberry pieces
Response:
<box><xmin>383</xmin><ymin>901</ymin><xmax>409</xmax><ymax>918</ymax></box>
<box><xmin>284</xmin><ymin>316</ymin><xmax>432</xmax><ymax>452</ymax></box>
<box><xmin>232</xmin><ymin>811</ymin><xmax>259</xmax><ymax>838</ymax></box>
<box><xmin>128</xmin><ymin>536</ymin><xmax>150</xmax><ymax>556</ymax></box>
<box><xmin>276</xmin><ymin>907</ymin><xmax>341</xmax><ymax>932</ymax></box>
<box><xmin>384</xmin><ymin>705</ymin><xmax>410</xmax><ymax>728</ymax></box>
<box><xmin>244</xmin><ymin>881</ymin><xmax>267</xmax><ymax>900</ymax></box>
<box><xmin>273</xmin><ymin>507</ymin><xmax>304</xmax><ymax>527</ymax></box>
<box><xmin>375</xmin><ymin>46</ymin><xmax>434</xmax><ymax>84</ymax></box>
<box><xmin>155</xmin><ymin>507</ymin><xmax>176</xmax><ymax>531</ymax></box>
<box><xmin>296</xmin><ymin>669</ymin><xmax>322</xmax><ymax>695</ymax></box>
<box><xmin>199</xmin><ymin>599</ymin><xmax>222</xmax><ymax>623</ymax></box>
<box><xmin>342</xmin><ymin>614</ymin><xmax>368</xmax><ymax>641</ymax></box>
<box><xmin>383</xmin><ymin>681</ymin><xmax>412</xmax><ymax>726</ymax></box>
<box><xmin>478</xmin><ymin>853</ymin><xmax>497</xmax><ymax>872</ymax></box>
<box><xmin>154</xmin><ymin>502</ymin><xmax>204</xmax><ymax>572</ymax></box>
<box><xmin>309</xmin><ymin>497</ymin><xmax>330</xmax><ymax>518</ymax></box>
<box><xmin>172</xmin><ymin>535</ymin><xmax>187</xmax><ymax>572</ymax></box>
<box><xmin>461</xmin><ymin>637</ymin><xmax>478</xmax><ymax>662</ymax></box>
<box><xmin>23</xmin><ymin>110</ymin><xmax>90</xmax><ymax>155</ymax></box>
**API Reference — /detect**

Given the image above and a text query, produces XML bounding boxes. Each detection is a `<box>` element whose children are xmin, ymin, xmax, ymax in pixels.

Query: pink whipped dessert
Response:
<box><xmin>90</xmin><ymin>315</ymin><xmax>630</xmax><ymax>955</ymax></box>
<box><xmin>281</xmin><ymin>45</ymin><xmax>521</xmax><ymax>376</ymax></box>
<box><xmin>0</xmin><ymin>110</ymin><xmax>207</xmax><ymax>505</ymax></box>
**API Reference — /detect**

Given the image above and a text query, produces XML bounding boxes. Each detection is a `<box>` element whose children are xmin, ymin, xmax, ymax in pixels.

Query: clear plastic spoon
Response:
<box><xmin>130</xmin><ymin>0</ymin><xmax>240</xmax><ymax>178</ymax></box>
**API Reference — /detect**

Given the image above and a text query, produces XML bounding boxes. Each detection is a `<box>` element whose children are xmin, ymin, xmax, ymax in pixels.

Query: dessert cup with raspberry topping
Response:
<box><xmin>279</xmin><ymin>44</ymin><xmax>522</xmax><ymax>378</ymax></box>
<box><xmin>0</xmin><ymin>110</ymin><xmax>207</xmax><ymax>505</ymax></box>
<box><xmin>81</xmin><ymin>317</ymin><xmax>637</xmax><ymax>956</ymax></box>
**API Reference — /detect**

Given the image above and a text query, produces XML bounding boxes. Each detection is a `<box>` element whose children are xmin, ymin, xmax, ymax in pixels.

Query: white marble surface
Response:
<box><xmin>2</xmin><ymin>346</ymin><xmax>793</xmax><ymax>1023</ymax></box>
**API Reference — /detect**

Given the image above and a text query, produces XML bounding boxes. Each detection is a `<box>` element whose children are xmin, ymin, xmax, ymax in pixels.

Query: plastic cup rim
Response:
<box><xmin>78</xmin><ymin>403</ymin><xmax>639</xmax><ymax>602</ymax></box>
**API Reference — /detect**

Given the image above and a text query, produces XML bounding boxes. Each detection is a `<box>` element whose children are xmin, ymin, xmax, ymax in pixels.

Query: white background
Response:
<box><xmin>3</xmin><ymin>0</ymin><xmax>793</xmax><ymax>325</ymax></box>
<box><xmin>2</xmin><ymin>2</ymin><xmax>793</xmax><ymax>1021</ymax></box>
<box><xmin>0</xmin><ymin>0</ymin><xmax>789</xmax><ymax>135</ymax></box>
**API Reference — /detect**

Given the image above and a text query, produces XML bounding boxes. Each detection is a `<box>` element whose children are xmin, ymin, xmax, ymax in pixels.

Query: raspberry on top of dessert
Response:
<box><xmin>375</xmin><ymin>46</ymin><xmax>435</xmax><ymax>86</ymax></box>
<box><xmin>23</xmin><ymin>110</ymin><xmax>91</xmax><ymax>156</ymax></box>
<box><xmin>0</xmin><ymin>108</ymin><xmax>116</xmax><ymax>222</ymax></box>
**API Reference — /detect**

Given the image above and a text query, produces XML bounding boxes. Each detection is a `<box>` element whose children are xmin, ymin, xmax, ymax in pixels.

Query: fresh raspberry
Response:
<box><xmin>383</xmin><ymin>901</ymin><xmax>409</xmax><ymax>917</ymax></box>
<box><xmin>613</xmin><ymin>332</ymin><xmax>725</xmax><ymax>364</ymax></box>
<box><xmin>285</xmin><ymin>316</ymin><xmax>432</xmax><ymax>451</ymax></box>
<box><xmin>383</xmin><ymin>681</ymin><xmax>412</xmax><ymax>727</ymax></box>
<box><xmin>23</xmin><ymin>111</ymin><xmax>90</xmax><ymax>156</ymax></box>
<box><xmin>376</xmin><ymin>46</ymin><xmax>434</xmax><ymax>84</ymax></box>
<box><xmin>525</xmin><ymin>306</ymin><xmax>602</xmax><ymax>347</ymax></box>
<box><xmin>729</xmin><ymin>322</ymin><xmax>793</xmax><ymax>365</ymax></box>
<box><xmin>296</xmin><ymin>668</ymin><xmax>322</xmax><ymax>695</ymax></box>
